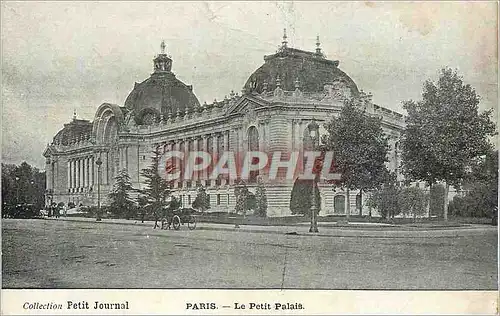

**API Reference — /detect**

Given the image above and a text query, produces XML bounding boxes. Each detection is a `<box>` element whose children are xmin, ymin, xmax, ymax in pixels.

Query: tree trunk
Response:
<box><xmin>428</xmin><ymin>183</ymin><xmax>433</xmax><ymax>219</ymax></box>
<box><xmin>368</xmin><ymin>198</ymin><xmax>372</xmax><ymax>222</ymax></box>
<box><xmin>345</xmin><ymin>188</ymin><xmax>350</xmax><ymax>222</ymax></box>
<box><xmin>443</xmin><ymin>182</ymin><xmax>449</xmax><ymax>221</ymax></box>
<box><xmin>358</xmin><ymin>190</ymin><xmax>363</xmax><ymax>216</ymax></box>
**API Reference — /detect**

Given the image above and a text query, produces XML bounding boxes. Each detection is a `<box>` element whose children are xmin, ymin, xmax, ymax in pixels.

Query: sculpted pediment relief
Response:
<box><xmin>226</xmin><ymin>95</ymin><xmax>269</xmax><ymax>116</ymax></box>
<box><xmin>322</xmin><ymin>79</ymin><xmax>352</xmax><ymax>101</ymax></box>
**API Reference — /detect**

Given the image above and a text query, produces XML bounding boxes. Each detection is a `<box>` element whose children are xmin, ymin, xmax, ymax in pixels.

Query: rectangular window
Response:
<box><xmin>188</xmin><ymin>195</ymin><xmax>192</xmax><ymax>205</ymax></box>
<box><xmin>216</xmin><ymin>194</ymin><xmax>221</xmax><ymax>206</ymax></box>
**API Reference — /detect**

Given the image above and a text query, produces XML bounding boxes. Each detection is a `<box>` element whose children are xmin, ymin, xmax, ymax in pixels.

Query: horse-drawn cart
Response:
<box><xmin>161</xmin><ymin>207</ymin><xmax>197</xmax><ymax>230</ymax></box>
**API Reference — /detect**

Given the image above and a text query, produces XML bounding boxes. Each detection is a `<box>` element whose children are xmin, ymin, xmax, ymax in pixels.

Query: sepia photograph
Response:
<box><xmin>1</xmin><ymin>1</ymin><xmax>498</xmax><ymax>314</ymax></box>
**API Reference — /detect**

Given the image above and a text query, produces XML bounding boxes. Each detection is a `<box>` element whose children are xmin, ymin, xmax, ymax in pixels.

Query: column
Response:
<box><xmin>120</xmin><ymin>147</ymin><xmax>125</xmax><ymax>170</ymax></box>
<box><xmin>125</xmin><ymin>146</ymin><xmax>129</xmax><ymax>173</ymax></box>
<box><xmin>191</xmin><ymin>138</ymin><xmax>198</xmax><ymax>184</ymax></box>
<box><xmin>82</xmin><ymin>158</ymin><xmax>86</xmax><ymax>189</ymax></box>
<box><xmin>239</xmin><ymin>128</ymin><xmax>244</xmax><ymax>152</ymax></box>
<box><xmin>91</xmin><ymin>156</ymin><xmax>95</xmax><ymax>187</ymax></box>
<box><xmin>80</xmin><ymin>158</ymin><xmax>84</xmax><ymax>189</ymax></box>
<box><xmin>258</xmin><ymin>123</ymin><xmax>265</xmax><ymax>151</ymax></box>
<box><xmin>104</xmin><ymin>152</ymin><xmax>109</xmax><ymax>185</ymax></box>
<box><xmin>82</xmin><ymin>157</ymin><xmax>87</xmax><ymax>188</ymax></box>
<box><xmin>174</xmin><ymin>141</ymin><xmax>180</xmax><ymax>188</ymax></box>
<box><xmin>72</xmin><ymin>160</ymin><xmax>76</xmax><ymax>190</ymax></box>
<box><xmin>223</xmin><ymin>131</ymin><xmax>229</xmax><ymax>185</ymax></box>
<box><xmin>212</xmin><ymin>134</ymin><xmax>218</xmax><ymax>184</ymax></box>
<box><xmin>188</xmin><ymin>138</ymin><xmax>194</xmax><ymax>187</ymax></box>
<box><xmin>202</xmin><ymin>135</ymin><xmax>208</xmax><ymax>183</ymax></box>
<box><xmin>67</xmin><ymin>160</ymin><xmax>71</xmax><ymax>190</ymax></box>
<box><xmin>76</xmin><ymin>159</ymin><xmax>80</xmax><ymax>189</ymax></box>
<box><xmin>85</xmin><ymin>157</ymin><xmax>89</xmax><ymax>187</ymax></box>
<box><xmin>68</xmin><ymin>160</ymin><xmax>72</xmax><ymax>190</ymax></box>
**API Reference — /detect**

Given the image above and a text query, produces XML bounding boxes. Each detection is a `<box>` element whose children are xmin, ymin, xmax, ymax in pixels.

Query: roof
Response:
<box><xmin>52</xmin><ymin>119</ymin><xmax>92</xmax><ymax>145</ymax></box>
<box><xmin>243</xmin><ymin>46</ymin><xmax>359</xmax><ymax>97</ymax></box>
<box><xmin>124</xmin><ymin>71</ymin><xmax>200</xmax><ymax>125</ymax></box>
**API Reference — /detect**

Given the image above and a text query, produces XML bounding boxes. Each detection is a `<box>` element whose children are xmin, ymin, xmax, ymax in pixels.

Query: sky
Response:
<box><xmin>2</xmin><ymin>1</ymin><xmax>498</xmax><ymax>169</ymax></box>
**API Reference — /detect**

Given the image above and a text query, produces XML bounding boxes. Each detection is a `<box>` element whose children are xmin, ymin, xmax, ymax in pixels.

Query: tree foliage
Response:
<box><xmin>108</xmin><ymin>169</ymin><xmax>135</xmax><ymax>219</ymax></box>
<box><xmin>139</xmin><ymin>148</ymin><xmax>172</xmax><ymax>226</ymax></box>
<box><xmin>192</xmin><ymin>186</ymin><xmax>210</xmax><ymax>213</ymax></box>
<box><xmin>289</xmin><ymin>178</ymin><xmax>321</xmax><ymax>216</ymax></box>
<box><xmin>401</xmin><ymin>68</ymin><xmax>496</xmax><ymax>190</ymax></box>
<box><xmin>449</xmin><ymin>149</ymin><xmax>498</xmax><ymax>219</ymax></box>
<box><xmin>322</xmin><ymin>99</ymin><xmax>389</xmax><ymax>218</ymax></box>
<box><xmin>369</xmin><ymin>175</ymin><xmax>429</xmax><ymax>221</ymax></box>
<box><xmin>399</xmin><ymin>186</ymin><xmax>429</xmax><ymax>221</ymax></box>
<box><xmin>429</xmin><ymin>184</ymin><xmax>445</xmax><ymax>217</ymax></box>
<box><xmin>254</xmin><ymin>179</ymin><xmax>268</xmax><ymax>217</ymax></box>
<box><xmin>2</xmin><ymin>162</ymin><xmax>46</xmax><ymax>212</ymax></box>
<box><xmin>234</xmin><ymin>180</ymin><xmax>256</xmax><ymax>216</ymax></box>
<box><xmin>322</xmin><ymin>99</ymin><xmax>390</xmax><ymax>192</ymax></box>
<box><xmin>449</xmin><ymin>183</ymin><xmax>497</xmax><ymax>218</ymax></box>
<box><xmin>367</xmin><ymin>173</ymin><xmax>400</xmax><ymax>220</ymax></box>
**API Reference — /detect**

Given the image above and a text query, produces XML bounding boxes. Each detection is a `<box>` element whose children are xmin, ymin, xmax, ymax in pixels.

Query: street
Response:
<box><xmin>2</xmin><ymin>219</ymin><xmax>497</xmax><ymax>289</ymax></box>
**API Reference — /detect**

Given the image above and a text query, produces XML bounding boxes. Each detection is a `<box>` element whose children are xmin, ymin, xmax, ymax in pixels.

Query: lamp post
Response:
<box><xmin>15</xmin><ymin>177</ymin><xmax>20</xmax><ymax>205</ymax></box>
<box><xmin>95</xmin><ymin>156</ymin><xmax>103</xmax><ymax>221</ymax></box>
<box><xmin>308</xmin><ymin>119</ymin><xmax>319</xmax><ymax>233</ymax></box>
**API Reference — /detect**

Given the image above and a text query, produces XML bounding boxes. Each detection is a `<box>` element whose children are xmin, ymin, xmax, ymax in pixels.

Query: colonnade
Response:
<box><xmin>156</xmin><ymin>130</ymin><xmax>231</xmax><ymax>188</ymax></box>
<box><xmin>67</xmin><ymin>156</ymin><xmax>95</xmax><ymax>192</ymax></box>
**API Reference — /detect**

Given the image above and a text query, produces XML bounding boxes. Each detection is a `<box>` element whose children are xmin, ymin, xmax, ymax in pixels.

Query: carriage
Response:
<box><xmin>161</xmin><ymin>207</ymin><xmax>197</xmax><ymax>230</ymax></box>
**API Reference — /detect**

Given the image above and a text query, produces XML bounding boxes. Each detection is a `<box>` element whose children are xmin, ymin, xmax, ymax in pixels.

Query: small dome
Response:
<box><xmin>53</xmin><ymin>119</ymin><xmax>92</xmax><ymax>145</ymax></box>
<box><xmin>244</xmin><ymin>47</ymin><xmax>359</xmax><ymax>97</ymax></box>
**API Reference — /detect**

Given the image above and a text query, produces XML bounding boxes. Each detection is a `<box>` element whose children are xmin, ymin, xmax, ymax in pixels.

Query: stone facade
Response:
<box><xmin>43</xmin><ymin>37</ymin><xmax>404</xmax><ymax>216</ymax></box>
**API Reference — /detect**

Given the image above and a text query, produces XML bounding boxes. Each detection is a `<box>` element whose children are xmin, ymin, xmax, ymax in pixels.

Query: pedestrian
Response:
<box><xmin>63</xmin><ymin>204</ymin><xmax>67</xmax><ymax>217</ymax></box>
<box><xmin>54</xmin><ymin>203</ymin><xmax>61</xmax><ymax>218</ymax></box>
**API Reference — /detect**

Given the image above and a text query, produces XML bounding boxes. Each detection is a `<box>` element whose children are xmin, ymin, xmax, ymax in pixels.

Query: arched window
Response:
<box><xmin>247</xmin><ymin>126</ymin><xmax>259</xmax><ymax>151</ymax></box>
<box><xmin>247</xmin><ymin>126</ymin><xmax>260</xmax><ymax>182</ymax></box>
<box><xmin>334</xmin><ymin>195</ymin><xmax>345</xmax><ymax>214</ymax></box>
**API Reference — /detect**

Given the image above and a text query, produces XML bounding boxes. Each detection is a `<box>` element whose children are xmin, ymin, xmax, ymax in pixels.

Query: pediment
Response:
<box><xmin>226</xmin><ymin>95</ymin><xmax>270</xmax><ymax>116</ymax></box>
<box><xmin>43</xmin><ymin>145</ymin><xmax>58</xmax><ymax>157</ymax></box>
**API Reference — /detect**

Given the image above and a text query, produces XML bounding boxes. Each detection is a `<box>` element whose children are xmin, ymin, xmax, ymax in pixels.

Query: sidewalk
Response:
<box><xmin>43</xmin><ymin>216</ymin><xmax>495</xmax><ymax>238</ymax></box>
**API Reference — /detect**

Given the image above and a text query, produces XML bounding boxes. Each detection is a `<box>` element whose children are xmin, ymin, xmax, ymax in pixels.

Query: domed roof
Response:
<box><xmin>243</xmin><ymin>46</ymin><xmax>359</xmax><ymax>97</ymax></box>
<box><xmin>53</xmin><ymin>118</ymin><xmax>92</xmax><ymax>145</ymax></box>
<box><xmin>124</xmin><ymin>47</ymin><xmax>200</xmax><ymax>125</ymax></box>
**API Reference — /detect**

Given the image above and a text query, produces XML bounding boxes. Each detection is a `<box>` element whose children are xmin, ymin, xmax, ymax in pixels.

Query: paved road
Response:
<box><xmin>2</xmin><ymin>219</ymin><xmax>497</xmax><ymax>289</ymax></box>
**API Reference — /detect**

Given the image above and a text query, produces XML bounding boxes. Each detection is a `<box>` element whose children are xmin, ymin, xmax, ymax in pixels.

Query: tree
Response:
<box><xmin>322</xmin><ymin>99</ymin><xmax>389</xmax><ymax>221</ymax></box>
<box><xmin>449</xmin><ymin>149</ymin><xmax>498</xmax><ymax>219</ymax></box>
<box><xmin>289</xmin><ymin>178</ymin><xmax>321</xmax><ymax>216</ymax></box>
<box><xmin>139</xmin><ymin>148</ymin><xmax>172</xmax><ymax>228</ymax></box>
<box><xmin>367</xmin><ymin>172</ymin><xmax>400</xmax><ymax>220</ymax></box>
<box><xmin>234</xmin><ymin>180</ymin><xmax>255</xmax><ymax>216</ymax></box>
<box><xmin>2</xmin><ymin>162</ymin><xmax>46</xmax><ymax>215</ymax></box>
<box><xmin>399</xmin><ymin>186</ymin><xmax>428</xmax><ymax>222</ymax></box>
<box><xmin>108</xmin><ymin>169</ymin><xmax>134</xmax><ymax>219</ymax></box>
<box><xmin>429</xmin><ymin>184</ymin><xmax>445</xmax><ymax>217</ymax></box>
<box><xmin>192</xmin><ymin>186</ymin><xmax>210</xmax><ymax>213</ymax></box>
<box><xmin>401</xmin><ymin>68</ymin><xmax>496</xmax><ymax>221</ymax></box>
<box><xmin>254</xmin><ymin>179</ymin><xmax>268</xmax><ymax>217</ymax></box>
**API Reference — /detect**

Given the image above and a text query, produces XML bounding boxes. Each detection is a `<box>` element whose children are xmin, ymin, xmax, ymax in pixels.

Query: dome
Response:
<box><xmin>124</xmin><ymin>45</ymin><xmax>200</xmax><ymax>125</ymax></box>
<box><xmin>243</xmin><ymin>46</ymin><xmax>359</xmax><ymax>97</ymax></box>
<box><xmin>53</xmin><ymin>118</ymin><xmax>92</xmax><ymax>145</ymax></box>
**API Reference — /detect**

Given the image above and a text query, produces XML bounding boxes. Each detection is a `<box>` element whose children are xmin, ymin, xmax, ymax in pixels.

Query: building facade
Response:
<box><xmin>43</xmin><ymin>35</ymin><xmax>404</xmax><ymax>216</ymax></box>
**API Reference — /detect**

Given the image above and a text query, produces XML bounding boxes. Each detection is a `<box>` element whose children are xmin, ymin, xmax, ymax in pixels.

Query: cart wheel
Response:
<box><xmin>188</xmin><ymin>216</ymin><xmax>196</xmax><ymax>230</ymax></box>
<box><xmin>172</xmin><ymin>215</ymin><xmax>181</xmax><ymax>230</ymax></box>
